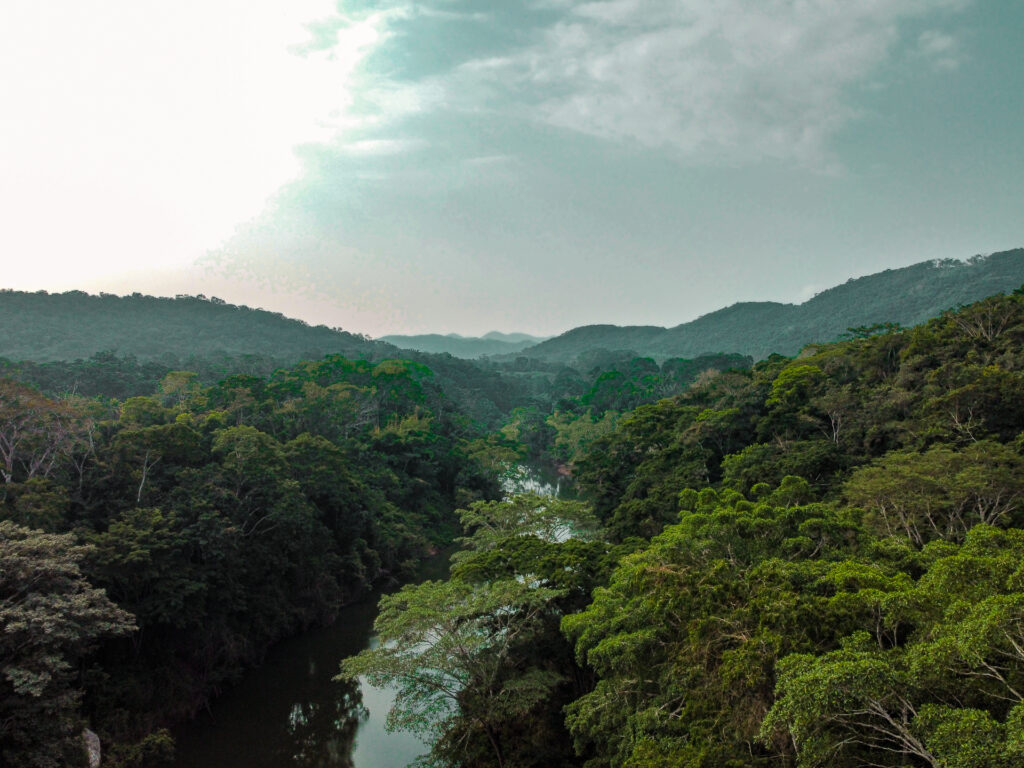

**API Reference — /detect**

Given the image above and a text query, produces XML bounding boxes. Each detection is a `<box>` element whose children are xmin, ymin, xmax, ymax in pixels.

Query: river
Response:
<box><xmin>172</xmin><ymin>464</ymin><xmax>565</xmax><ymax>768</ymax></box>
<box><xmin>171</xmin><ymin>551</ymin><xmax>450</xmax><ymax>768</ymax></box>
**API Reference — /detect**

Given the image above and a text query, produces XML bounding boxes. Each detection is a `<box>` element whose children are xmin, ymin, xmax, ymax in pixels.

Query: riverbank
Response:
<box><xmin>172</xmin><ymin>547</ymin><xmax>455</xmax><ymax>768</ymax></box>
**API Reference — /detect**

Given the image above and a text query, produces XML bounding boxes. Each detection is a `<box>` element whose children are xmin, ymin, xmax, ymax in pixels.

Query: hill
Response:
<box><xmin>0</xmin><ymin>291</ymin><xmax>541</xmax><ymax>426</ymax></box>
<box><xmin>0</xmin><ymin>290</ymin><xmax>394</xmax><ymax>363</ymax></box>
<box><xmin>378</xmin><ymin>332</ymin><xmax>549</xmax><ymax>358</ymax></box>
<box><xmin>521</xmin><ymin>248</ymin><xmax>1024</xmax><ymax>362</ymax></box>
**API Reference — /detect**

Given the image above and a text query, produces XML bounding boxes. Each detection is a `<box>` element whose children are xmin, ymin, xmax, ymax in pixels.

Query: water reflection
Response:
<box><xmin>173</xmin><ymin>641</ymin><xmax>369</xmax><ymax>768</ymax></box>
<box><xmin>173</xmin><ymin>589</ymin><xmax>393</xmax><ymax>768</ymax></box>
<box><xmin>174</xmin><ymin>554</ymin><xmax>447</xmax><ymax>768</ymax></box>
<box><xmin>174</xmin><ymin>495</ymin><xmax>559</xmax><ymax>767</ymax></box>
<box><xmin>284</xmin><ymin>678</ymin><xmax>365</xmax><ymax>767</ymax></box>
<box><xmin>502</xmin><ymin>462</ymin><xmax>574</xmax><ymax>499</ymax></box>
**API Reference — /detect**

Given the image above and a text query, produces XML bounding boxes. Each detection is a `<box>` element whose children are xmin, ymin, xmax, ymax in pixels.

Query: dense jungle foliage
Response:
<box><xmin>494</xmin><ymin>352</ymin><xmax>752</xmax><ymax>467</ymax></box>
<box><xmin>0</xmin><ymin>355</ymin><xmax>500</xmax><ymax>766</ymax></box>
<box><xmin>7</xmin><ymin>286</ymin><xmax>1024</xmax><ymax>768</ymax></box>
<box><xmin>342</xmin><ymin>288</ymin><xmax>1024</xmax><ymax>768</ymax></box>
<box><xmin>0</xmin><ymin>343</ymin><xmax>537</xmax><ymax>432</ymax></box>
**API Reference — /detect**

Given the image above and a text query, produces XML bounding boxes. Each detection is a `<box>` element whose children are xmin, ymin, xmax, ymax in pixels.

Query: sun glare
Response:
<box><xmin>0</xmin><ymin>1</ymin><xmax>384</xmax><ymax>291</ymax></box>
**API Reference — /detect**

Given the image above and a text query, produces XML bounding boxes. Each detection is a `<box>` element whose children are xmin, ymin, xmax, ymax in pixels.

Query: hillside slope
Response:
<box><xmin>523</xmin><ymin>248</ymin><xmax>1024</xmax><ymax>362</ymax></box>
<box><xmin>0</xmin><ymin>291</ymin><xmax>544</xmax><ymax>427</ymax></box>
<box><xmin>0</xmin><ymin>291</ymin><xmax>394</xmax><ymax>363</ymax></box>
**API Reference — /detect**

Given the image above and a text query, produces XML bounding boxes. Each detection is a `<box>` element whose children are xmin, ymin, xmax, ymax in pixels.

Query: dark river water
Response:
<box><xmin>173</xmin><ymin>464</ymin><xmax>567</xmax><ymax>768</ymax></box>
<box><xmin>172</xmin><ymin>551</ymin><xmax>452</xmax><ymax>768</ymax></box>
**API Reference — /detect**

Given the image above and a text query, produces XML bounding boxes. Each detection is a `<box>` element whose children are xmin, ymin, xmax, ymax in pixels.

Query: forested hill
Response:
<box><xmin>378</xmin><ymin>332</ymin><xmax>548</xmax><ymax>358</ymax></box>
<box><xmin>0</xmin><ymin>290</ymin><xmax>395</xmax><ymax>363</ymax></box>
<box><xmin>0</xmin><ymin>291</ymin><xmax>554</xmax><ymax>426</ymax></box>
<box><xmin>522</xmin><ymin>248</ymin><xmax>1024</xmax><ymax>362</ymax></box>
<box><xmin>0</xmin><ymin>351</ymin><xmax>505</xmax><ymax>765</ymax></box>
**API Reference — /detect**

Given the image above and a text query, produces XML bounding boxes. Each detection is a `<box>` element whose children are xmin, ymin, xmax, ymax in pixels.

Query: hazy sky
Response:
<box><xmin>2</xmin><ymin>1</ymin><xmax>1022</xmax><ymax>336</ymax></box>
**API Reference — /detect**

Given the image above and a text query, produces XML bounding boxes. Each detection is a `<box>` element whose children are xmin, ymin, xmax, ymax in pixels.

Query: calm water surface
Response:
<box><xmin>172</xmin><ymin>552</ymin><xmax>452</xmax><ymax>768</ymax></box>
<box><xmin>174</xmin><ymin>464</ymin><xmax>567</xmax><ymax>768</ymax></box>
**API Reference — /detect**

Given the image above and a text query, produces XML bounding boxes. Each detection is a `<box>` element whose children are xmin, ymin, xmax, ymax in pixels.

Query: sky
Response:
<box><xmin>2</xmin><ymin>0</ymin><xmax>1022</xmax><ymax>337</ymax></box>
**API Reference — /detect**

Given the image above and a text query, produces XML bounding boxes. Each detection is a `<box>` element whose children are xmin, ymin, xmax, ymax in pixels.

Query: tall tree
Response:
<box><xmin>339</xmin><ymin>577</ymin><xmax>564</xmax><ymax>768</ymax></box>
<box><xmin>1</xmin><ymin>521</ymin><xmax>135</xmax><ymax>767</ymax></box>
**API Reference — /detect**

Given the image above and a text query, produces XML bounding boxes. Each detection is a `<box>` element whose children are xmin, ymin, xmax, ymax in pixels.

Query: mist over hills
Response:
<box><xmin>481</xmin><ymin>331</ymin><xmax>546</xmax><ymax>343</ymax></box>
<box><xmin>519</xmin><ymin>248</ymin><xmax>1024</xmax><ymax>363</ymax></box>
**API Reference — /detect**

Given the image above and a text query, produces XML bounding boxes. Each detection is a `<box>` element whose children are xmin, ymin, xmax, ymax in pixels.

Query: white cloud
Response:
<box><xmin>338</xmin><ymin>0</ymin><xmax>973</xmax><ymax>170</ymax></box>
<box><xmin>797</xmin><ymin>283</ymin><xmax>823</xmax><ymax>303</ymax></box>
<box><xmin>915</xmin><ymin>29</ymin><xmax>963</xmax><ymax>71</ymax></box>
<box><xmin>340</xmin><ymin>138</ymin><xmax>428</xmax><ymax>155</ymax></box>
<box><xmin>514</xmin><ymin>0</ymin><xmax>972</xmax><ymax>168</ymax></box>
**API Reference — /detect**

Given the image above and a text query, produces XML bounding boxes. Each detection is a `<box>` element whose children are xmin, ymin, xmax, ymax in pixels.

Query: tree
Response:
<box><xmin>452</xmin><ymin>493</ymin><xmax>597</xmax><ymax>559</ymax></box>
<box><xmin>762</xmin><ymin>526</ymin><xmax>1024</xmax><ymax>768</ymax></box>
<box><xmin>762</xmin><ymin>635</ymin><xmax>940</xmax><ymax>767</ymax></box>
<box><xmin>546</xmin><ymin>409</ymin><xmax>619</xmax><ymax>468</ymax></box>
<box><xmin>0</xmin><ymin>379</ymin><xmax>77</xmax><ymax>485</ymax></box>
<box><xmin>561</xmin><ymin>483</ymin><xmax>866</xmax><ymax>768</ymax></box>
<box><xmin>843</xmin><ymin>442</ymin><xmax>1024</xmax><ymax>546</ymax></box>
<box><xmin>338</xmin><ymin>493</ymin><xmax>605</xmax><ymax>768</ymax></box>
<box><xmin>338</xmin><ymin>578</ymin><xmax>564</xmax><ymax>768</ymax></box>
<box><xmin>1</xmin><ymin>521</ymin><xmax>135</xmax><ymax>767</ymax></box>
<box><xmin>156</xmin><ymin>370</ymin><xmax>202</xmax><ymax>409</ymax></box>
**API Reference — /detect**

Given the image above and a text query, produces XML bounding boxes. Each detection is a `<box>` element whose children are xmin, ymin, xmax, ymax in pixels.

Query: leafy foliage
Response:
<box><xmin>341</xmin><ymin>494</ymin><xmax>622</xmax><ymax>768</ymax></box>
<box><xmin>0</xmin><ymin>522</ymin><xmax>135</xmax><ymax>767</ymax></box>
<box><xmin>549</xmin><ymin>287</ymin><xmax>1024</xmax><ymax>767</ymax></box>
<box><xmin>8</xmin><ymin>282</ymin><xmax>1024</xmax><ymax>768</ymax></box>
<box><xmin>0</xmin><ymin>354</ymin><xmax>499</xmax><ymax>764</ymax></box>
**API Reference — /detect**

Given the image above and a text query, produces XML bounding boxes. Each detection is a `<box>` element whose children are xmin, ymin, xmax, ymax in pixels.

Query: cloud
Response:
<box><xmin>464</xmin><ymin>155</ymin><xmax>516</xmax><ymax>166</ymax></box>
<box><xmin>325</xmin><ymin>0</ymin><xmax>973</xmax><ymax>169</ymax></box>
<box><xmin>915</xmin><ymin>29</ymin><xmax>964</xmax><ymax>71</ymax></box>
<box><xmin>339</xmin><ymin>138</ymin><xmax>428</xmax><ymax>155</ymax></box>
<box><xmin>202</xmin><ymin>0</ymin><xmax>981</xmax><ymax>334</ymax></box>
<box><xmin>508</xmin><ymin>1</ymin><xmax>972</xmax><ymax>167</ymax></box>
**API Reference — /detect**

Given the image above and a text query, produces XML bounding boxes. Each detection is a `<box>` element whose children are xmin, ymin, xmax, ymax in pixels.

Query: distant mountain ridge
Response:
<box><xmin>2</xmin><ymin>248</ymin><xmax>1021</xmax><ymax>371</ymax></box>
<box><xmin>519</xmin><ymin>249</ymin><xmax>1024</xmax><ymax>363</ymax></box>
<box><xmin>481</xmin><ymin>331</ymin><xmax>545</xmax><ymax>344</ymax></box>
<box><xmin>379</xmin><ymin>332</ymin><xmax>549</xmax><ymax>358</ymax></box>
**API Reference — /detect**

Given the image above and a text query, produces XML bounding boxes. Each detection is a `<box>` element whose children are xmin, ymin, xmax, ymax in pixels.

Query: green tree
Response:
<box><xmin>1</xmin><ymin>521</ymin><xmax>135</xmax><ymax>767</ymax></box>
<box><xmin>546</xmin><ymin>409</ymin><xmax>620</xmax><ymax>467</ymax></box>
<box><xmin>339</xmin><ymin>578</ymin><xmax>564</xmax><ymax>768</ymax></box>
<box><xmin>763</xmin><ymin>525</ymin><xmax>1024</xmax><ymax>767</ymax></box>
<box><xmin>843</xmin><ymin>441</ymin><xmax>1024</xmax><ymax>546</ymax></box>
<box><xmin>0</xmin><ymin>379</ymin><xmax>78</xmax><ymax>485</ymax></box>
